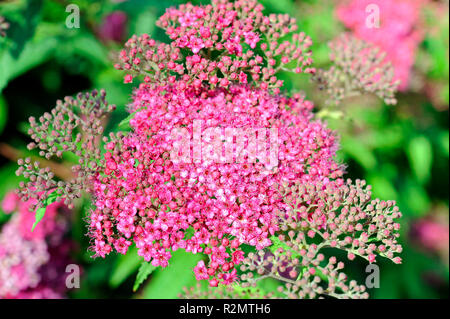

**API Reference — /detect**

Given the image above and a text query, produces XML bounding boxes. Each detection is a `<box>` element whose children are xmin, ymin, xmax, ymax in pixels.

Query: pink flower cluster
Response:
<box><xmin>115</xmin><ymin>0</ymin><xmax>314</xmax><ymax>93</ymax></box>
<box><xmin>336</xmin><ymin>0</ymin><xmax>426</xmax><ymax>90</ymax></box>
<box><xmin>89</xmin><ymin>84</ymin><xmax>342</xmax><ymax>286</ymax></box>
<box><xmin>0</xmin><ymin>192</ymin><xmax>73</xmax><ymax>298</ymax></box>
<box><xmin>413</xmin><ymin>219</ymin><xmax>449</xmax><ymax>253</ymax></box>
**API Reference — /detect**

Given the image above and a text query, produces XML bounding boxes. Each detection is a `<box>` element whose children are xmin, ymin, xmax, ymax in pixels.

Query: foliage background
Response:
<box><xmin>0</xmin><ymin>0</ymin><xmax>448</xmax><ymax>299</ymax></box>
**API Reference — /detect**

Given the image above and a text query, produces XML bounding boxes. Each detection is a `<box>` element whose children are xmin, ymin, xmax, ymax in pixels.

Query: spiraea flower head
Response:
<box><xmin>115</xmin><ymin>0</ymin><xmax>315</xmax><ymax>93</ymax></box>
<box><xmin>89</xmin><ymin>83</ymin><xmax>342</xmax><ymax>285</ymax></box>
<box><xmin>14</xmin><ymin>0</ymin><xmax>403</xmax><ymax>297</ymax></box>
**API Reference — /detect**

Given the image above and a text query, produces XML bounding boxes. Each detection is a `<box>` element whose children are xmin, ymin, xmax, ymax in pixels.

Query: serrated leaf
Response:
<box><xmin>133</xmin><ymin>262</ymin><xmax>156</xmax><ymax>292</ymax></box>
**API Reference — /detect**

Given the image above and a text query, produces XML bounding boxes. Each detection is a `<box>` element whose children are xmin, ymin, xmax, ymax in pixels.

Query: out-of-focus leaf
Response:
<box><xmin>0</xmin><ymin>163</ymin><xmax>21</xmax><ymax>196</ymax></box>
<box><xmin>0</xmin><ymin>0</ymin><xmax>50</xmax><ymax>93</ymax></box>
<box><xmin>441</xmin><ymin>83</ymin><xmax>449</xmax><ymax>105</ymax></box>
<box><xmin>341</xmin><ymin>136</ymin><xmax>377</xmax><ymax>170</ymax></box>
<box><xmin>402</xmin><ymin>250</ymin><xmax>438</xmax><ymax>298</ymax></box>
<box><xmin>0</xmin><ymin>163</ymin><xmax>24</xmax><ymax>221</ymax></box>
<box><xmin>438</xmin><ymin>131</ymin><xmax>449</xmax><ymax>157</ymax></box>
<box><xmin>130</xmin><ymin>9</ymin><xmax>156</xmax><ymax>36</ymax></box>
<box><xmin>95</xmin><ymin>68</ymin><xmax>132</xmax><ymax>108</ymax></box>
<box><xmin>109</xmin><ymin>245</ymin><xmax>142</xmax><ymax>288</ymax></box>
<box><xmin>407</xmin><ymin>136</ymin><xmax>433</xmax><ymax>184</ymax></box>
<box><xmin>423</xmin><ymin>11</ymin><xmax>449</xmax><ymax>80</ymax></box>
<box><xmin>368</xmin><ymin>174</ymin><xmax>398</xmax><ymax>201</ymax></box>
<box><xmin>141</xmin><ymin>250</ymin><xmax>202</xmax><ymax>299</ymax></box>
<box><xmin>0</xmin><ymin>95</ymin><xmax>7</xmax><ymax>134</ymax></box>
<box><xmin>372</xmin><ymin>264</ymin><xmax>401</xmax><ymax>299</ymax></box>
<box><xmin>133</xmin><ymin>262</ymin><xmax>156</xmax><ymax>292</ymax></box>
<box><xmin>362</xmin><ymin>125</ymin><xmax>404</xmax><ymax>150</ymax></box>
<box><xmin>68</xmin><ymin>32</ymin><xmax>109</xmax><ymax>67</ymax></box>
<box><xmin>115</xmin><ymin>0</ymin><xmax>182</xmax><ymax>14</ymax></box>
<box><xmin>401</xmin><ymin>178</ymin><xmax>430</xmax><ymax>217</ymax></box>
<box><xmin>260</xmin><ymin>0</ymin><xmax>295</xmax><ymax>15</ymax></box>
<box><xmin>0</xmin><ymin>36</ymin><xmax>57</xmax><ymax>93</ymax></box>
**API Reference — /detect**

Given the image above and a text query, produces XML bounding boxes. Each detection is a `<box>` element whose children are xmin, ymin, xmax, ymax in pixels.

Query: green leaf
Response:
<box><xmin>0</xmin><ymin>0</ymin><xmax>51</xmax><ymax>93</ymax></box>
<box><xmin>438</xmin><ymin>131</ymin><xmax>449</xmax><ymax>158</ymax></box>
<box><xmin>32</xmin><ymin>207</ymin><xmax>46</xmax><ymax>231</ymax></box>
<box><xmin>130</xmin><ymin>9</ymin><xmax>156</xmax><ymax>37</ymax></box>
<box><xmin>341</xmin><ymin>136</ymin><xmax>377</xmax><ymax>170</ymax></box>
<box><xmin>31</xmin><ymin>191</ymin><xmax>60</xmax><ymax>231</ymax></box>
<box><xmin>269</xmin><ymin>235</ymin><xmax>301</xmax><ymax>259</ymax></box>
<box><xmin>109</xmin><ymin>246</ymin><xmax>142</xmax><ymax>288</ymax></box>
<box><xmin>141</xmin><ymin>250</ymin><xmax>202</xmax><ymax>299</ymax></box>
<box><xmin>46</xmin><ymin>190</ymin><xmax>59</xmax><ymax>204</ymax></box>
<box><xmin>133</xmin><ymin>262</ymin><xmax>157</xmax><ymax>292</ymax></box>
<box><xmin>183</xmin><ymin>226</ymin><xmax>195</xmax><ymax>240</ymax></box>
<box><xmin>407</xmin><ymin>136</ymin><xmax>433</xmax><ymax>184</ymax></box>
<box><xmin>0</xmin><ymin>163</ymin><xmax>22</xmax><ymax>199</ymax></box>
<box><xmin>368</xmin><ymin>174</ymin><xmax>398</xmax><ymax>201</ymax></box>
<box><xmin>0</xmin><ymin>95</ymin><xmax>7</xmax><ymax>134</ymax></box>
<box><xmin>400</xmin><ymin>178</ymin><xmax>430</xmax><ymax>217</ymax></box>
<box><xmin>118</xmin><ymin>111</ymin><xmax>137</xmax><ymax>131</ymax></box>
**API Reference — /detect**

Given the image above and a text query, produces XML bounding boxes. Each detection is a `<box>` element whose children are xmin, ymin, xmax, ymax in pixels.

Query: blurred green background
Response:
<box><xmin>0</xmin><ymin>0</ymin><xmax>448</xmax><ymax>299</ymax></box>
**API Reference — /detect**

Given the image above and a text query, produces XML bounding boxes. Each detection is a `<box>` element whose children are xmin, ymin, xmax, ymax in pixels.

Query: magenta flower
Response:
<box><xmin>88</xmin><ymin>83</ymin><xmax>341</xmax><ymax>285</ymax></box>
<box><xmin>0</xmin><ymin>192</ymin><xmax>75</xmax><ymax>298</ymax></box>
<box><xmin>98</xmin><ymin>11</ymin><xmax>128</xmax><ymax>43</ymax></box>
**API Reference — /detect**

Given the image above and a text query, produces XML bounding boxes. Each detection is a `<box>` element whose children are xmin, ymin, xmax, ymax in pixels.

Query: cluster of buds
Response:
<box><xmin>0</xmin><ymin>16</ymin><xmax>9</xmax><ymax>37</ymax></box>
<box><xmin>313</xmin><ymin>34</ymin><xmax>399</xmax><ymax>105</ymax></box>
<box><xmin>115</xmin><ymin>0</ymin><xmax>314</xmax><ymax>93</ymax></box>
<box><xmin>239</xmin><ymin>249</ymin><xmax>369</xmax><ymax>299</ymax></box>
<box><xmin>185</xmin><ymin>251</ymin><xmax>369</xmax><ymax>299</ymax></box>
<box><xmin>15</xmin><ymin>90</ymin><xmax>116</xmax><ymax>211</ymax></box>
<box><xmin>184</xmin><ymin>178</ymin><xmax>402</xmax><ymax>299</ymax></box>
<box><xmin>336</xmin><ymin>0</ymin><xmax>425</xmax><ymax>91</ymax></box>
<box><xmin>276</xmin><ymin>178</ymin><xmax>403</xmax><ymax>264</ymax></box>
